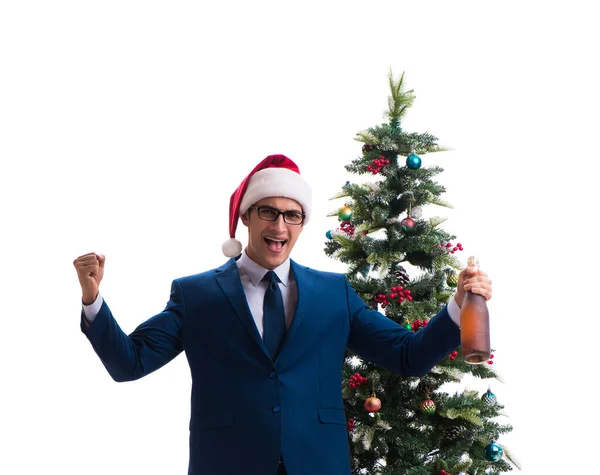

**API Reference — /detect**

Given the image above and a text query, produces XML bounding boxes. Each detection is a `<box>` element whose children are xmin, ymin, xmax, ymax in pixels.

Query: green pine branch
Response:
<box><xmin>387</xmin><ymin>69</ymin><xmax>416</xmax><ymax>124</ymax></box>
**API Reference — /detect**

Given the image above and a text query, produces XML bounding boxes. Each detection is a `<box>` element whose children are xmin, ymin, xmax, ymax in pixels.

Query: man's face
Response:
<box><xmin>241</xmin><ymin>197</ymin><xmax>304</xmax><ymax>270</ymax></box>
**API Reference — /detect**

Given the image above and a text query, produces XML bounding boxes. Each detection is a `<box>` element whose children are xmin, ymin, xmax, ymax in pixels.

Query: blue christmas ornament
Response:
<box><xmin>406</xmin><ymin>153</ymin><xmax>422</xmax><ymax>170</ymax></box>
<box><xmin>481</xmin><ymin>389</ymin><xmax>497</xmax><ymax>407</ymax></box>
<box><xmin>326</xmin><ymin>230</ymin><xmax>333</xmax><ymax>240</ymax></box>
<box><xmin>484</xmin><ymin>442</ymin><xmax>503</xmax><ymax>462</ymax></box>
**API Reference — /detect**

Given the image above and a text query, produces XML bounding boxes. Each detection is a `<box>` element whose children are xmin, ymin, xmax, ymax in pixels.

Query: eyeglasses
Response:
<box><xmin>249</xmin><ymin>206</ymin><xmax>305</xmax><ymax>225</ymax></box>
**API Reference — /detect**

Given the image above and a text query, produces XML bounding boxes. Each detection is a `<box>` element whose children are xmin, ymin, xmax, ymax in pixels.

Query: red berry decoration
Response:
<box><xmin>346</xmin><ymin>417</ymin><xmax>356</xmax><ymax>432</ymax></box>
<box><xmin>374</xmin><ymin>292</ymin><xmax>390</xmax><ymax>308</ymax></box>
<box><xmin>439</xmin><ymin>241</ymin><xmax>464</xmax><ymax>254</ymax></box>
<box><xmin>340</xmin><ymin>220</ymin><xmax>355</xmax><ymax>236</ymax></box>
<box><xmin>379</xmin><ymin>285</ymin><xmax>415</xmax><ymax>309</ymax></box>
<box><xmin>364</xmin><ymin>395</ymin><xmax>382</xmax><ymax>413</ymax></box>
<box><xmin>348</xmin><ymin>372</ymin><xmax>368</xmax><ymax>389</ymax></box>
<box><xmin>388</xmin><ymin>286</ymin><xmax>413</xmax><ymax>305</ymax></box>
<box><xmin>448</xmin><ymin>350</ymin><xmax>459</xmax><ymax>360</ymax></box>
<box><xmin>366</xmin><ymin>155</ymin><xmax>391</xmax><ymax>174</ymax></box>
<box><xmin>410</xmin><ymin>318</ymin><xmax>428</xmax><ymax>332</ymax></box>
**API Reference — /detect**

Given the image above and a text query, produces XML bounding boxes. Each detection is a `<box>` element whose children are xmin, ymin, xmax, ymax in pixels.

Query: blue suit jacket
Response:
<box><xmin>82</xmin><ymin>258</ymin><xmax>460</xmax><ymax>475</ymax></box>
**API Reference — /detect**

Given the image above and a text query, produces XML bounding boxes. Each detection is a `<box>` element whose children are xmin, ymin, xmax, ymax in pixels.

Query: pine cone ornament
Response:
<box><xmin>443</xmin><ymin>425</ymin><xmax>461</xmax><ymax>440</ymax></box>
<box><xmin>393</xmin><ymin>265</ymin><xmax>410</xmax><ymax>285</ymax></box>
<box><xmin>417</xmin><ymin>379</ymin><xmax>435</xmax><ymax>395</ymax></box>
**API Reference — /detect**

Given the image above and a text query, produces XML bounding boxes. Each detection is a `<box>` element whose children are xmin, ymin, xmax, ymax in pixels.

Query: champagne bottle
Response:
<box><xmin>460</xmin><ymin>256</ymin><xmax>490</xmax><ymax>364</ymax></box>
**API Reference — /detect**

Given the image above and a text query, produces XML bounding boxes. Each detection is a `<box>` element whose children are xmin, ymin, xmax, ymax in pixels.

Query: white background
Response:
<box><xmin>1</xmin><ymin>1</ymin><xmax>598</xmax><ymax>474</ymax></box>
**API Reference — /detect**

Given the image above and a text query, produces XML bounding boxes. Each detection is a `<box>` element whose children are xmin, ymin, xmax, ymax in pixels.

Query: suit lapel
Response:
<box><xmin>215</xmin><ymin>259</ymin><xmax>269</xmax><ymax>357</ymax></box>
<box><xmin>287</xmin><ymin>260</ymin><xmax>315</xmax><ymax>338</ymax></box>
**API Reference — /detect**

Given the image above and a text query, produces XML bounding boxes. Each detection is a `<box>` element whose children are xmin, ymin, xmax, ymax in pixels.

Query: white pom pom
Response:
<box><xmin>412</xmin><ymin>206</ymin><xmax>423</xmax><ymax>218</ymax></box>
<box><xmin>222</xmin><ymin>238</ymin><xmax>242</xmax><ymax>257</ymax></box>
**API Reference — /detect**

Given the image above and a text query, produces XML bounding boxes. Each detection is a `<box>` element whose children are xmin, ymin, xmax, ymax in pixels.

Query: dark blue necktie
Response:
<box><xmin>262</xmin><ymin>270</ymin><xmax>286</xmax><ymax>359</ymax></box>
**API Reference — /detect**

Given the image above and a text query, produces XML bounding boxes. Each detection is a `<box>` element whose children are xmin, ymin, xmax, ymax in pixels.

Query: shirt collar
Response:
<box><xmin>238</xmin><ymin>250</ymin><xmax>291</xmax><ymax>287</ymax></box>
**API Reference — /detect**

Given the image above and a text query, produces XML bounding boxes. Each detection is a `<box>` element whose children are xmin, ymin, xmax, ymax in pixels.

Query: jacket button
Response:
<box><xmin>269</xmin><ymin>371</ymin><xmax>277</xmax><ymax>379</ymax></box>
<box><xmin>272</xmin><ymin>405</ymin><xmax>281</xmax><ymax>413</ymax></box>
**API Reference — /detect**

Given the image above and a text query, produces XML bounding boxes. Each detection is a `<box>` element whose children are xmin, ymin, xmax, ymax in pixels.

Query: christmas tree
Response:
<box><xmin>324</xmin><ymin>71</ymin><xmax>519</xmax><ymax>474</ymax></box>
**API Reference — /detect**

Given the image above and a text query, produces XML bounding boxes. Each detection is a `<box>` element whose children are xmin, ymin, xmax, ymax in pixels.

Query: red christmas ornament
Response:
<box><xmin>364</xmin><ymin>395</ymin><xmax>382</xmax><ymax>413</ymax></box>
<box><xmin>400</xmin><ymin>217</ymin><xmax>416</xmax><ymax>232</ymax></box>
<box><xmin>419</xmin><ymin>398</ymin><xmax>436</xmax><ymax>415</ymax></box>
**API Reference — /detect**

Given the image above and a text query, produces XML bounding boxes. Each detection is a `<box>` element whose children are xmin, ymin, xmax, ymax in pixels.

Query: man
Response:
<box><xmin>74</xmin><ymin>154</ymin><xmax>492</xmax><ymax>475</ymax></box>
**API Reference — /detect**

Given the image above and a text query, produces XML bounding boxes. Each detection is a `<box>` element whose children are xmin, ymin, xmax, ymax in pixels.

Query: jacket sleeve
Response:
<box><xmin>81</xmin><ymin>279</ymin><xmax>185</xmax><ymax>382</ymax></box>
<box><xmin>345</xmin><ymin>278</ymin><xmax>460</xmax><ymax>376</ymax></box>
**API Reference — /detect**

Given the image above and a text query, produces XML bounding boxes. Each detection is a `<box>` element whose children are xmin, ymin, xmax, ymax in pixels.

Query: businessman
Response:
<box><xmin>74</xmin><ymin>154</ymin><xmax>492</xmax><ymax>475</ymax></box>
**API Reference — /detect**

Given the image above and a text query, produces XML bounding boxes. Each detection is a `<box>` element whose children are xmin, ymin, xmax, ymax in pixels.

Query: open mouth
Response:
<box><xmin>264</xmin><ymin>236</ymin><xmax>288</xmax><ymax>252</ymax></box>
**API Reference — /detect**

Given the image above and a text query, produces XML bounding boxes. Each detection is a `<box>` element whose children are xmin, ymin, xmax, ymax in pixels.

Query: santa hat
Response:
<box><xmin>222</xmin><ymin>154</ymin><xmax>312</xmax><ymax>257</ymax></box>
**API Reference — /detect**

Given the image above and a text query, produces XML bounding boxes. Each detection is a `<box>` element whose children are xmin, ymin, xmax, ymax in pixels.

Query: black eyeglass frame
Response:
<box><xmin>248</xmin><ymin>206</ymin><xmax>306</xmax><ymax>225</ymax></box>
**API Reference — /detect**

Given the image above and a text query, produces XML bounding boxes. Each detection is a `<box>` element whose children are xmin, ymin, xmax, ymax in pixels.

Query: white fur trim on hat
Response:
<box><xmin>222</xmin><ymin>238</ymin><xmax>243</xmax><ymax>258</ymax></box>
<box><xmin>238</xmin><ymin>167</ymin><xmax>312</xmax><ymax>222</ymax></box>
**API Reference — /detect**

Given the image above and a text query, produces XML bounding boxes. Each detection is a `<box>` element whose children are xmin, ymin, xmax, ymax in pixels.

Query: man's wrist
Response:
<box><xmin>447</xmin><ymin>296</ymin><xmax>461</xmax><ymax>327</ymax></box>
<box><xmin>82</xmin><ymin>291</ymin><xmax>98</xmax><ymax>306</ymax></box>
<box><xmin>82</xmin><ymin>293</ymin><xmax>103</xmax><ymax>323</ymax></box>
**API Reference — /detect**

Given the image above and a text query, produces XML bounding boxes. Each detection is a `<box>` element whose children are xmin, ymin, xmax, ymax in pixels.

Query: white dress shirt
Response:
<box><xmin>236</xmin><ymin>251</ymin><xmax>297</xmax><ymax>336</ymax></box>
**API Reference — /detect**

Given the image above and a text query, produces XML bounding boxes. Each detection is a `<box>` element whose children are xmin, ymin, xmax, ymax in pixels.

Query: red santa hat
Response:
<box><xmin>222</xmin><ymin>154</ymin><xmax>312</xmax><ymax>257</ymax></box>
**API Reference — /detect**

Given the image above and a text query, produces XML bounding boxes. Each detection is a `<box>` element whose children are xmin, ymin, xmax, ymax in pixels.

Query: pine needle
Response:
<box><xmin>501</xmin><ymin>445</ymin><xmax>522</xmax><ymax>470</ymax></box>
<box><xmin>428</xmin><ymin>216</ymin><xmax>448</xmax><ymax>229</ymax></box>
<box><xmin>444</xmin><ymin>408</ymin><xmax>484</xmax><ymax>426</ymax></box>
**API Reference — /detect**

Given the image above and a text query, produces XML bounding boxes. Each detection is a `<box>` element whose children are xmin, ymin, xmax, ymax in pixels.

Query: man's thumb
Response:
<box><xmin>97</xmin><ymin>254</ymin><xmax>106</xmax><ymax>267</ymax></box>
